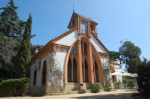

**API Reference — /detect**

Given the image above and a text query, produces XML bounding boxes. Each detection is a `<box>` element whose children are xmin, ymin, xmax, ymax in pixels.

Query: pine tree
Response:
<box><xmin>0</xmin><ymin>0</ymin><xmax>25</xmax><ymax>78</ymax></box>
<box><xmin>14</xmin><ymin>14</ymin><xmax>32</xmax><ymax>78</ymax></box>
<box><xmin>0</xmin><ymin>0</ymin><xmax>25</xmax><ymax>38</ymax></box>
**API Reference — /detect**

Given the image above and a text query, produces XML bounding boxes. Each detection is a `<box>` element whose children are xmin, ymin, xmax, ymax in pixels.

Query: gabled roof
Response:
<box><xmin>31</xmin><ymin>28</ymin><xmax>77</xmax><ymax>62</ymax></box>
<box><xmin>74</xmin><ymin>12</ymin><xmax>97</xmax><ymax>24</ymax></box>
<box><xmin>91</xmin><ymin>33</ymin><xmax>109</xmax><ymax>53</ymax></box>
<box><xmin>68</xmin><ymin>12</ymin><xmax>98</xmax><ymax>28</ymax></box>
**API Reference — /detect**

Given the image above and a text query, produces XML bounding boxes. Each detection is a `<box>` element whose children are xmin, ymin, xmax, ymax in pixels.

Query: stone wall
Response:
<box><xmin>28</xmin><ymin>86</ymin><xmax>45</xmax><ymax>95</ymax></box>
<box><xmin>63</xmin><ymin>83</ymin><xmax>91</xmax><ymax>93</ymax></box>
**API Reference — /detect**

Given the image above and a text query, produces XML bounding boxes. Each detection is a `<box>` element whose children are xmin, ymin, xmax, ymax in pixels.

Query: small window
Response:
<box><xmin>64</xmin><ymin>48</ymin><xmax>69</xmax><ymax>52</ymax></box>
<box><xmin>80</xmin><ymin>20</ymin><xmax>88</xmax><ymax>34</ymax></box>
<box><xmin>57</xmin><ymin>46</ymin><xmax>62</xmax><ymax>51</ymax></box>
<box><xmin>90</xmin><ymin>25</ymin><xmax>94</xmax><ymax>32</ymax></box>
<box><xmin>104</xmin><ymin>55</ymin><xmax>107</xmax><ymax>58</ymax></box>
<box><xmin>71</xmin><ymin>47</ymin><xmax>77</xmax><ymax>54</ymax></box>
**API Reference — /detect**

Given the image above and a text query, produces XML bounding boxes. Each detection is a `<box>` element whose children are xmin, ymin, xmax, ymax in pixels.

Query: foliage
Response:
<box><xmin>119</xmin><ymin>41</ymin><xmax>141</xmax><ymax>73</ymax></box>
<box><xmin>103</xmin><ymin>61</ymin><xmax>112</xmax><ymax>91</ymax></box>
<box><xmin>40</xmin><ymin>88</ymin><xmax>46</xmax><ymax>96</ymax></box>
<box><xmin>46</xmin><ymin>52</ymin><xmax>63</xmax><ymax>94</ymax></box>
<box><xmin>72</xmin><ymin>87</ymin><xmax>79</xmax><ymax>91</ymax></box>
<box><xmin>0</xmin><ymin>0</ymin><xmax>31</xmax><ymax>79</ymax></box>
<box><xmin>103</xmin><ymin>84</ymin><xmax>111</xmax><ymax>91</ymax></box>
<box><xmin>13</xmin><ymin>15</ymin><xmax>32</xmax><ymax>78</ymax></box>
<box><xmin>0</xmin><ymin>78</ymin><xmax>29</xmax><ymax>97</ymax></box>
<box><xmin>0</xmin><ymin>36</ymin><xmax>20</xmax><ymax>78</ymax></box>
<box><xmin>90</xmin><ymin>83</ymin><xmax>101</xmax><ymax>93</ymax></box>
<box><xmin>103</xmin><ymin>60</ymin><xmax>112</xmax><ymax>90</ymax></box>
<box><xmin>78</xmin><ymin>89</ymin><xmax>86</xmax><ymax>94</ymax></box>
<box><xmin>109</xmin><ymin>51</ymin><xmax>120</xmax><ymax>60</ymax></box>
<box><xmin>0</xmin><ymin>0</ymin><xmax>26</xmax><ymax>38</ymax></box>
<box><xmin>31</xmin><ymin>44</ymin><xmax>44</xmax><ymax>55</ymax></box>
<box><xmin>127</xmin><ymin>80</ymin><xmax>134</xmax><ymax>89</ymax></box>
<box><xmin>114</xmin><ymin>81</ymin><xmax>122</xmax><ymax>89</ymax></box>
<box><xmin>137</xmin><ymin>59</ymin><xmax>150</xmax><ymax>98</ymax></box>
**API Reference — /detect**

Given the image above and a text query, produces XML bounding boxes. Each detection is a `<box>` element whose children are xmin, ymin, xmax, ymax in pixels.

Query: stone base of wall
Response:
<box><xmin>28</xmin><ymin>86</ymin><xmax>45</xmax><ymax>95</ymax></box>
<box><xmin>46</xmin><ymin>86</ymin><xmax>63</xmax><ymax>95</ymax></box>
<box><xmin>29</xmin><ymin>83</ymin><xmax>95</xmax><ymax>95</ymax></box>
<box><xmin>63</xmin><ymin>83</ymin><xmax>91</xmax><ymax>93</ymax></box>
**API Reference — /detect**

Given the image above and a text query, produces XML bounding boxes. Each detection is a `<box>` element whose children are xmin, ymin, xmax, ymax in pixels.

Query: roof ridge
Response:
<box><xmin>31</xmin><ymin>28</ymin><xmax>77</xmax><ymax>62</ymax></box>
<box><xmin>73</xmin><ymin>12</ymin><xmax>97</xmax><ymax>24</ymax></box>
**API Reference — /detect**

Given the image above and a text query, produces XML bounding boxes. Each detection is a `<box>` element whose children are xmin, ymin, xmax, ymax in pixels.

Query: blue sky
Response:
<box><xmin>1</xmin><ymin>0</ymin><xmax>150</xmax><ymax>62</ymax></box>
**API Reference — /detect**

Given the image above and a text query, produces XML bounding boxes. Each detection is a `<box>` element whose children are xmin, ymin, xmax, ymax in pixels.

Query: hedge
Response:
<box><xmin>0</xmin><ymin>78</ymin><xmax>29</xmax><ymax>97</ymax></box>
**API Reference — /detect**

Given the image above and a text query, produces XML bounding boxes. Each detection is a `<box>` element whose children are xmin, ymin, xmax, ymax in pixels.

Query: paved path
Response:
<box><xmin>0</xmin><ymin>89</ymin><xmax>137</xmax><ymax>99</ymax></box>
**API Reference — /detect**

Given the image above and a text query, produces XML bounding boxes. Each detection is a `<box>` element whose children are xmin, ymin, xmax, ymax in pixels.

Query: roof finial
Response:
<box><xmin>73</xmin><ymin>2</ymin><xmax>74</xmax><ymax>13</ymax></box>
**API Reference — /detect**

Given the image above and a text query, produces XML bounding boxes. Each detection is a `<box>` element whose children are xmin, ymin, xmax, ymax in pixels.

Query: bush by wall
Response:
<box><xmin>137</xmin><ymin>61</ymin><xmax>150</xmax><ymax>98</ymax></box>
<box><xmin>103</xmin><ymin>85</ymin><xmax>111</xmax><ymax>91</ymax></box>
<box><xmin>0</xmin><ymin>78</ymin><xmax>29</xmax><ymax>97</ymax></box>
<box><xmin>90</xmin><ymin>83</ymin><xmax>101</xmax><ymax>93</ymax></box>
<box><xmin>78</xmin><ymin>89</ymin><xmax>86</xmax><ymax>94</ymax></box>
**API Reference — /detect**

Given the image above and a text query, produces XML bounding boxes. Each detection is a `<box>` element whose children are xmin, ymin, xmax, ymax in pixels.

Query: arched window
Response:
<box><xmin>42</xmin><ymin>61</ymin><xmax>47</xmax><ymax>85</ymax></box>
<box><xmin>71</xmin><ymin>47</ymin><xmax>77</xmax><ymax>54</ymax></box>
<box><xmin>84</xmin><ymin>42</ymin><xmax>87</xmax><ymax>55</ymax></box>
<box><xmin>33</xmin><ymin>70</ymin><xmax>37</xmax><ymax>86</ymax></box>
<box><xmin>95</xmin><ymin>61</ymin><xmax>99</xmax><ymax>82</ymax></box>
<box><xmin>82</xmin><ymin>62</ymin><xmax>85</xmax><ymax>82</ymax></box>
<box><xmin>73</xmin><ymin>58</ymin><xmax>77</xmax><ymax>82</ymax></box>
<box><xmin>67</xmin><ymin>58</ymin><xmax>72</xmax><ymax>82</ymax></box>
<box><xmin>85</xmin><ymin>59</ymin><xmax>88</xmax><ymax>82</ymax></box>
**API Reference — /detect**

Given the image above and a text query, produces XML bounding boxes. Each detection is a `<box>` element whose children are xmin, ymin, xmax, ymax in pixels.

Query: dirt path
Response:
<box><xmin>0</xmin><ymin>89</ymin><xmax>137</xmax><ymax>99</ymax></box>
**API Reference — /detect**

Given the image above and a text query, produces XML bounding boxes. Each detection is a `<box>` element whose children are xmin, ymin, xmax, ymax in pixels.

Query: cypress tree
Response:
<box><xmin>14</xmin><ymin>14</ymin><xmax>32</xmax><ymax>78</ymax></box>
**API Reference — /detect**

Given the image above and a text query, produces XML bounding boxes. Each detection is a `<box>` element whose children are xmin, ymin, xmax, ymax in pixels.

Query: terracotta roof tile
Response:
<box><xmin>74</xmin><ymin>12</ymin><xmax>97</xmax><ymax>24</ymax></box>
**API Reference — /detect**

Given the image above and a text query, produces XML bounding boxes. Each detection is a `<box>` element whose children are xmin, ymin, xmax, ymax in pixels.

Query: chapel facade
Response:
<box><xmin>29</xmin><ymin>12</ymin><xmax>122</xmax><ymax>94</ymax></box>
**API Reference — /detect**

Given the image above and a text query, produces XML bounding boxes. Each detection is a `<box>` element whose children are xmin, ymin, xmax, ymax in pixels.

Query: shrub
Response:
<box><xmin>128</xmin><ymin>80</ymin><xmax>134</xmax><ymax>89</ymax></box>
<box><xmin>0</xmin><ymin>78</ymin><xmax>29</xmax><ymax>97</ymax></box>
<box><xmin>137</xmin><ymin>62</ymin><xmax>150</xmax><ymax>98</ymax></box>
<box><xmin>78</xmin><ymin>89</ymin><xmax>86</xmax><ymax>94</ymax></box>
<box><xmin>0</xmin><ymin>78</ymin><xmax>8</xmax><ymax>83</ymax></box>
<box><xmin>103</xmin><ymin>85</ymin><xmax>111</xmax><ymax>91</ymax></box>
<box><xmin>72</xmin><ymin>87</ymin><xmax>79</xmax><ymax>91</ymax></box>
<box><xmin>90</xmin><ymin>83</ymin><xmax>100</xmax><ymax>93</ymax></box>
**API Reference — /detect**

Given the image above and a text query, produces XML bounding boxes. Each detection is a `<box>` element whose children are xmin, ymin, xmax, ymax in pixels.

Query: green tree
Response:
<box><xmin>0</xmin><ymin>36</ymin><xmax>20</xmax><ymax>78</ymax></box>
<box><xmin>137</xmin><ymin>58</ymin><xmax>150</xmax><ymax>97</ymax></box>
<box><xmin>0</xmin><ymin>0</ymin><xmax>26</xmax><ymax>78</ymax></box>
<box><xmin>14</xmin><ymin>15</ymin><xmax>32</xmax><ymax>78</ymax></box>
<box><xmin>0</xmin><ymin>0</ymin><xmax>25</xmax><ymax>38</ymax></box>
<box><xmin>31</xmin><ymin>44</ymin><xmax>43</xmax><ymax>56</ymax></box>
<box><xmin>119</xmin><ymin>41</ymin><xmax>141</xmax><ymax>73</ymax></box>
<box><xmin>109</xmin><ymin>51</ymin><xmax>120</xmax><ymax>61</ymax></box>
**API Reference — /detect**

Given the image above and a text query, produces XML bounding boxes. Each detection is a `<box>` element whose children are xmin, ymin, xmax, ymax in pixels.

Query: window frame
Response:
<box><xmin>80</xmin><ymin>20</ymin><xmax>88</xmax><ymax>34</ymax></box>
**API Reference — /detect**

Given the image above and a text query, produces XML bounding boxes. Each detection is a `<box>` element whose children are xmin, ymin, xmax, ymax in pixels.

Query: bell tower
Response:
<box><xmin>67</xmin><ymin>12</ymin><xmax>103</xmax><ymax>85</ymax></box>
<box><xmin>68</xmin><ymin>12</ymin><xmax>98</xmax><ymax>37</ymax></box>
